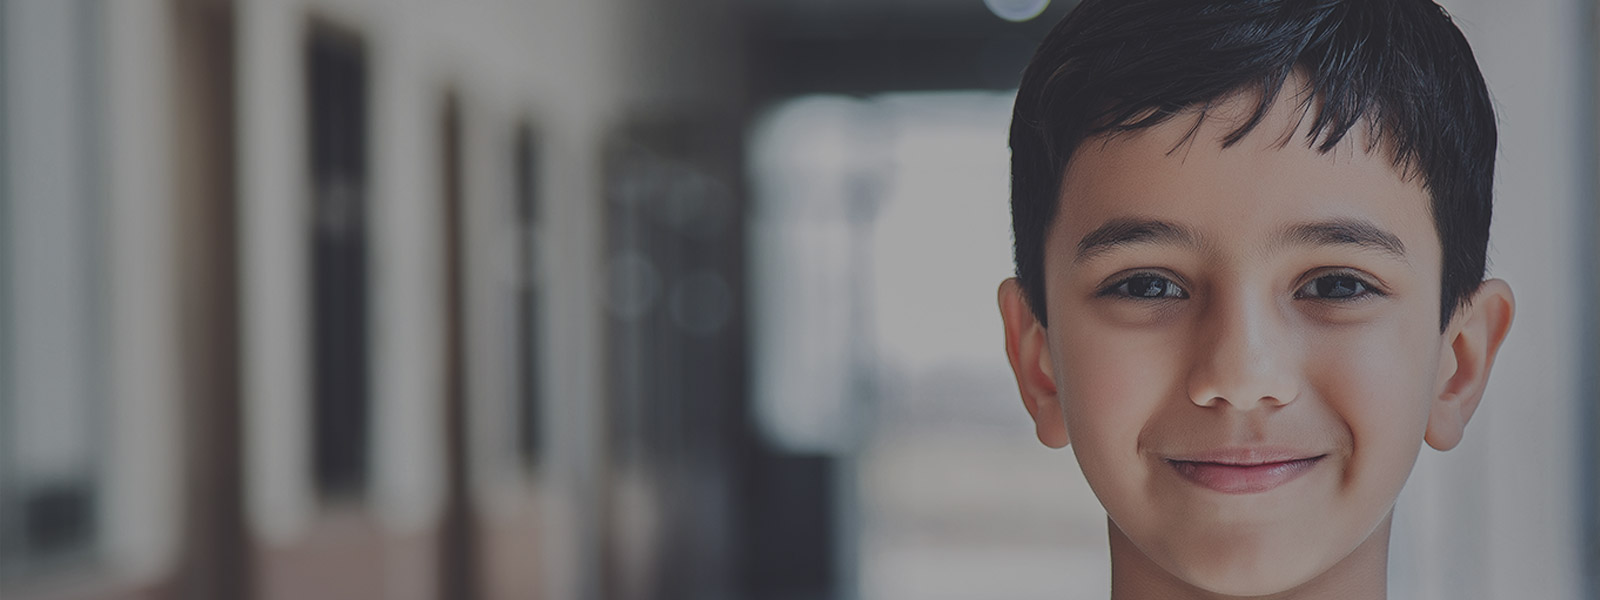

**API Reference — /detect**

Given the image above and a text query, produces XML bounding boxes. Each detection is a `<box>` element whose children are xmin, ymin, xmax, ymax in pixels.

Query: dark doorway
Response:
<box><xmin>306</xmin><ymin>20</ymin><xmax>371</xmax><ymax>499</ymax></box>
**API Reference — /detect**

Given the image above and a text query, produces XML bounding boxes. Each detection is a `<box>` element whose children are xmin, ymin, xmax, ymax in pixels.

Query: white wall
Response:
<box><xmin>1389</xmin><ymin>1</ymin><xmax>1592</xmax><ymax>599</ymax></box>
<box><xmin>102</xmin><ymin>0</ymin><xmax>184</xmax><ymax>586</ymax></box>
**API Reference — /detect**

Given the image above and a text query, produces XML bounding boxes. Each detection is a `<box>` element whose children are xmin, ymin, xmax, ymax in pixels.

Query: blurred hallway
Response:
<box><xmin>0</xmin><ymin>1</ymin><xmax>1595</xmax><ymax>600</ymax></box>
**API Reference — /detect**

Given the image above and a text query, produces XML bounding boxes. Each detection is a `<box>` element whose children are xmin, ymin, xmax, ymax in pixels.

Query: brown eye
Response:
<box><xmin>1104</xmin><ymin>274</ymin><xmax>1189</xmax><ymax>300</ymax></box>
<box><xmin>1296</xmin><ymin>274</ymin><xmax>1377</xmax><ymax>300</ymax></box>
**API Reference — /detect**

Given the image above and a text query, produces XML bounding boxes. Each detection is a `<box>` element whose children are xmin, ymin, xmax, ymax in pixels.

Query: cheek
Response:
<box><xmin>1054</xmin><ymin>320</ymin><xmax>1182</xmax><ymax>490</ymax></box>
<box><xmin>1303</xmin><ymin>319</ymin><xmax>1438</xmax><ymax>501</ymax></box>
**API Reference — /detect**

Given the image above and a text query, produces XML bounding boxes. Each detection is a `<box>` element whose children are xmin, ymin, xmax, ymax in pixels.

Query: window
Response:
<box><xmin>747</xmin><ymin>92</ymin><xmax>1111</xmax><ymax>600</ymax></box>
<box><xmin>0</xmin><ymin>0</ymin><xmax>106</xmax><ymax>582</ymax></box>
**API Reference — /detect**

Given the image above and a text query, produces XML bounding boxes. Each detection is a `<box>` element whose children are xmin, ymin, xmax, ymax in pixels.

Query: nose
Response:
<box><xmin>1185</xmin><ymin>290</ymin><xmax>1299</xmax><ymax>410</ymax></box>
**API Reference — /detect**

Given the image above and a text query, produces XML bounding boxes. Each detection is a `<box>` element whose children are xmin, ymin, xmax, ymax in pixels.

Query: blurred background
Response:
<box><xmin>0</xmin><ymin>0</ymin><xmax>1594</xmax><ymax>599</ymax></box>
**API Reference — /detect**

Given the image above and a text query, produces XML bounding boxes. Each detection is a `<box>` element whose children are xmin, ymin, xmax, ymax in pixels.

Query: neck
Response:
<box><xmin>1108</xmin><ymin>512</ymin><xmax>1392</xmax><ymax>600</ymax></box>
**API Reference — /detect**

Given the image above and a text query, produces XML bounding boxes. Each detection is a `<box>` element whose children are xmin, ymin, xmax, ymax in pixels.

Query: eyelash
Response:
<box><xmin>1095</xmin><ymin>270</ymin><xmax>1387</xmax><ymax>302</ymax></box>
<box><xmin>1293</xmin><ymin>270</ymin><xmax>1387</xmax><ymax>301</ymax></box>
<box><xmin>1096</xmin><ymin>271</ymin><xmax>1189</xmax><ymax>300</ymax></box>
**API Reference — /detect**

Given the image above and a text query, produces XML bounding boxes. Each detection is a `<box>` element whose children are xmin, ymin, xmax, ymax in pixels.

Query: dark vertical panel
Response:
<box><xmin>602</xmin><ymin>119</ymin><xmax>746</xmax><ymax>600</ymax></box>
<box><xmin>172</xmin><ymin>0</ymin><xmax>246</xmax><ymax>598</ymax></box>
<box><xmin>306</xmin><ymin>23</ymin><xmax>369</xmax><ymax>498</ymax></box>
<box><xmin>514</xmin><ymin>123</ymin><xmax>543</xmax><ymax>468</ymax></box>
<box><xmin>438</xmin><ymin>91</ymin><xmax>479</xmax><ymax>600</ymax></box>
<box><xmin>745</xmin><ymin>453</ymin><xmax>835</xmax><ymax>598</ymax></box>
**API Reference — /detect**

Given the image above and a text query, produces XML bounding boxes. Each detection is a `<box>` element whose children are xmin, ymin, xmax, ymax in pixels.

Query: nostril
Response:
<box><xmin>1191</xmin><ymin>392</ymin><xmax>1295</xmax><ymax>410</ymax></box>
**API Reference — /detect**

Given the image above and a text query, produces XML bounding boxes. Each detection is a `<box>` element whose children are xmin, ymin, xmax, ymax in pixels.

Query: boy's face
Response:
<box><xmin>999</xmin><ymin>89</ymin><xmax>1514</xmax><ymax>596</ymax></box>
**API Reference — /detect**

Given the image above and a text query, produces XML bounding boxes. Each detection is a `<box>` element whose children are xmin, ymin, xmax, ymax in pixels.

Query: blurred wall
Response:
<box><xmin>3</xmin><ymin>1</ymin><xmax>748</xmax><ymax>599</ymax></box>
<box><xmin>1390</xmin><ymin>1</ymin><xmax>1596</xmax><ymax>599</ymax></box>
<box><xmin>0</xmin><ymin>1</ymin><xmax>1595</xmax><ymax>600</ymax></box>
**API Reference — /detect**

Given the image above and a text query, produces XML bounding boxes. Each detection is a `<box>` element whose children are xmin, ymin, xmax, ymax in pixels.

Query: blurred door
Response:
<box><xmin>600</xmin><ymin>120</ymin><xmax>744</xmax><ymax>600</ymax></box>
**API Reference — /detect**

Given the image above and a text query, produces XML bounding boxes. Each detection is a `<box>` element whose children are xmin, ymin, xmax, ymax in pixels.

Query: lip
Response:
<box><xmin>1163</xmin><ymin>448</ymin><xmax>1328</xmax><ymax>494</ymax></box>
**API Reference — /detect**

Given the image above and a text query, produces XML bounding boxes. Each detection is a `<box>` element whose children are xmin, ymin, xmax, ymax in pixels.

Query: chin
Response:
<box><xmin>1186</xmin><ymin>570</ymin><xmax>1314</xmax><ymax>598</ymax></box>
<box><xmin>1162</xmin><ymin>538</ymin><xmax>1327</xmax><ymax>597</ymax></box>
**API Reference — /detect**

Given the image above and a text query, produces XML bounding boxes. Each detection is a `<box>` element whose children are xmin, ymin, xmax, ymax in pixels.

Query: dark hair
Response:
<box><xmin>1009</xmin><ymin>0</ymin><xmax>1496</xmax><ymax>331</ymax></box>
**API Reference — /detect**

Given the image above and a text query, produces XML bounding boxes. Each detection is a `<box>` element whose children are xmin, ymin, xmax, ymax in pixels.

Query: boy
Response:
<box><xmin>996</xmin><ymin>0</ymin><xmax>1517</xmax><ymax>598</ymax></box>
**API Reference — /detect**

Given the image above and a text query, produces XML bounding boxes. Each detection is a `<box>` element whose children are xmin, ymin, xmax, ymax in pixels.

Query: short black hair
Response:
<box><xmin>1009</xmin><ymin>0</ymin><xmax>1496</xmax><ymax>331</ymax></box>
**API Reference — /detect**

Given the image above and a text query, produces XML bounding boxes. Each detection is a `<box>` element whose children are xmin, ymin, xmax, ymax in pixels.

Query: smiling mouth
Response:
<box><xmin>1164</xmin><ymin>455</ymin><xmax>1328</xmax><ymax>494</ymax></box>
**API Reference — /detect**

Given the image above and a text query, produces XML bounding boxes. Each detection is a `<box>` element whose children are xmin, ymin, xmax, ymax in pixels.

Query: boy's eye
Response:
<box><xmin>1103</xmin><ymin>274</ymin><xmax>1189</xmax><ymax>300</ymax></box>
<box><xmin>1296</xmin><ymin>273</ymin><xmax>1379</xmax><ymax>300</ymax></box>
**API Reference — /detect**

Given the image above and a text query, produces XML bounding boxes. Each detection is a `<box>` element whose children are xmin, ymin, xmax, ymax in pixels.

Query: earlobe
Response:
<box><xmin>998</xmin><ymin>278</ymin><xmax>1070</xmax><ymax>448</ymax></box>
<box><xmin>1426</xmin><ymin>279</ymin><xmax>1515</xmax><ymax>451</ymax></box>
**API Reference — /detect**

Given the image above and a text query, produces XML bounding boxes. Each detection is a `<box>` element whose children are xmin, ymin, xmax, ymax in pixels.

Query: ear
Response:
<box><xmin>1426</xmin><ymin>278</ymin><xmax>1515</xmax><ymax>451</ymax></box>
<box><xmin>999</xmin><ymin>278</ymin><xmax>1069</xmax><ymax>448</ymax></box>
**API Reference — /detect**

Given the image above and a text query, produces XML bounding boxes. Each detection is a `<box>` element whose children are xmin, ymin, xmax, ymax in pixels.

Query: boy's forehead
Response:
<box><xmin>1052</xmin><ymin>90</ymin><xmax>1439</xmax><ymax>263</ymax></box>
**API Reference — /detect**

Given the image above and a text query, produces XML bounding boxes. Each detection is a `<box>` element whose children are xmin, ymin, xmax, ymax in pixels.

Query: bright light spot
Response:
<box><xmin>984</xmin><ymin>0</ymin><xmax>1050</xmax><ymax>22</ymax></box>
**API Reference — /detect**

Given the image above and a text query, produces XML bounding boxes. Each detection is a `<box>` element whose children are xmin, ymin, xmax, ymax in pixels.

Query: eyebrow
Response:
<box><xmin>1074</xmin><ymin>217</ymin><xmax>1201</xmax><ymax>263</ymax></box>
<box><xmin>1277</xmin><ymin>219</ymin><xmax>1407</xmax><ymax>261</ymax></box>
<box><xmin>1072</xmin><ymin>216</ymin><xmax>1407</xmax><ymax>263</ymax></box>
